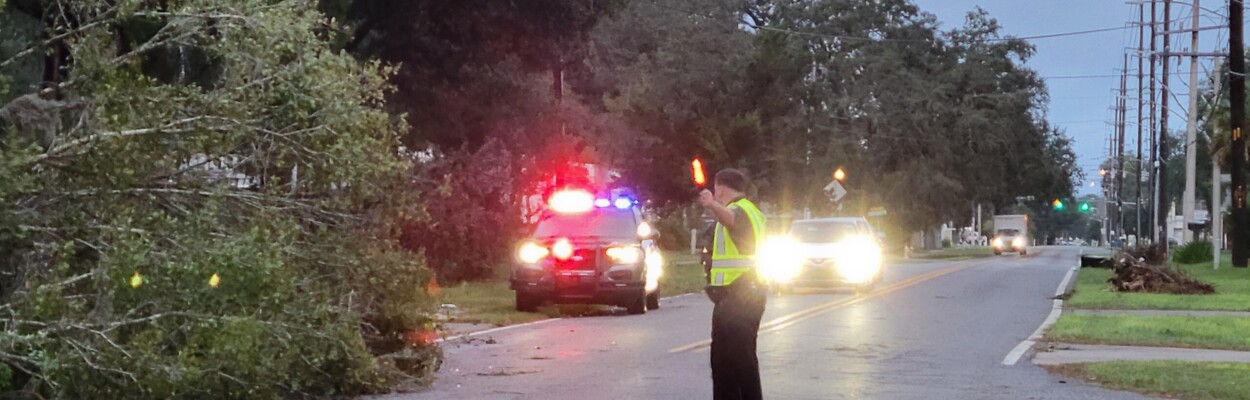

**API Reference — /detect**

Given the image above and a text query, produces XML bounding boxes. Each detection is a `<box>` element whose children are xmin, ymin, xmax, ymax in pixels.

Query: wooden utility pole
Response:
<box><xmin>1137</xmin><ymin>2</ymin><xmax>1147</xmax><ymax>244</ymax></box>
<box><xmin>1150</xmin><ymin>0</ymin><xmax>1160</xmax><ymax>243</ymax></box>
<box><xmin>1157</xmin><ymin>0</ymin><xmax>1171</xmax><ymax>252</ymax></box>
<box><xmin>1231</xmin><ymin>0</ymin><xmax>1248</xmax><ymax>267</ymax></box>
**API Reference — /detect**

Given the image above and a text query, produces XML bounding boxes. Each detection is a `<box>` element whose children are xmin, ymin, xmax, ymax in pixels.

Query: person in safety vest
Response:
<box><xmin>697</xmin><ymin>168</ymin><xmax>766</xmax><ymax>400</ymax></box>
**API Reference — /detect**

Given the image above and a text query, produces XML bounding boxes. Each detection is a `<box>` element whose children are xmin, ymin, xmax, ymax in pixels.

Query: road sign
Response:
<box><xmin>824</xmin><ymin>180</ymin><xmax>847</xmax><ymax>202</ymax></box>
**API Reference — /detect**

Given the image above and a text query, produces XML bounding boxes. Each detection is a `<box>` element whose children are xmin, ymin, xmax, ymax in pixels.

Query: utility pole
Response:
<box><xmin>1211</xmin><ymin>58</ymin><xmax>1225</xmax><ymax>268</ymax></box>
<box><xmin>1182</xmin><ymin>0</ymin><xmax>1201</xmax><ymax>245</ymax></box>
<box><xmin>1118</xmin><ymin>53</ymin><xmax>1129</xmax><ymax>245</ymax></box>
<box><xmin>1137</xmin><ymin>2</ymin><xmax>1147</xmax><ymax>245</ymax></box>
<box><xmin>1149</xmin><ymin>0</ymin><xmax>1160</xmax><ymax>244</ymax></box>
<box><xmin>1157</xmin><ymin>0</ymin><xmax>1171</xmax><ymax>253</ymax></box>
<box><xmin>1231</xmin><ymin>0</ymin><xmax>1248</xmax><ymax>267</ymax></box>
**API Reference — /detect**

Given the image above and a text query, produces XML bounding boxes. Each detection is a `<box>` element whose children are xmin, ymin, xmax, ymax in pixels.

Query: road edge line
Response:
<box><xmin>435</xmin><ymin>317</ymin><xmax>563</xmax><ymax>344</ymax></box>
<box><xmin>1002</xmin><ymin>263</ymin><xmax>1078</xmax><ymax>366</ymax></box>
<box><xmin>438</xmin><ymin>288</ymin><xmax>704</xmax><ymax>344</ymax></box>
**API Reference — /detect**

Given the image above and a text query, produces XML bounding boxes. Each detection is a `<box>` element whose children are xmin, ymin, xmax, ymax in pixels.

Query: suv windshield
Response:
<box><xmin>996</xmin><ymin>229</ymin><xmax>1021</xmax><ymax>237</ymax></box>
<box><xmin>534</xmin><ymin>209</ymin><xmax>637</xmax><ymax>239</ymax></box>
<box><xmin>790</xmin><ymin>221</ymin><xmax>859</xmax><ymax>244</ymax></box>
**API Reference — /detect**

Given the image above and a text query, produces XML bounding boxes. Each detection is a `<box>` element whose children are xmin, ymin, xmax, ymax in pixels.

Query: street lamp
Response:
<box><xmin>834</xmin><ymin>167</ymin><xmax>846</xmax><ymax>182</ymax></box>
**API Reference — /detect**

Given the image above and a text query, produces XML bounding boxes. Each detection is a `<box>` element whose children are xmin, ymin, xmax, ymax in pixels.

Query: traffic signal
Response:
<box><xmin>1079</xmin><ymin>201</ymin><xmax>1091</xmax><ymax>213</ymax></box>
<box><xmin>1051</xmin><ymin>199</ymin><xmax>1065</xmax><ymax>211</ymax></box>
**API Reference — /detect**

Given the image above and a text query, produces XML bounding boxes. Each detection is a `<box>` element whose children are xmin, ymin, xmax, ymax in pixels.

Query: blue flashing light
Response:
<box><xmin>594</xmin><ymin>198</ymin><xmax>611</xmax><ymax>208</ymax></box>
<box><xmin>614</xmin><ymin>198</ymin><xmax>633</xmax><ymax>209</ymax></box>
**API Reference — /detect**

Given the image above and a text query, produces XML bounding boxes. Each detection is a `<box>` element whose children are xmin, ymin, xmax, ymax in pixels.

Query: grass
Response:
<box><xmin>437</xmin><ymin>251</ymin><xmax>709</xmax><ymax>327</ymax></box>
<box><xmin>907</xmin><ymin>246</ymin><xmax>994</xmax><ymax>260</ymax></box>
<box><xmin>1066</xmin><ymin>260</ymin><xmax>1250</xmax><ymax>311</ymax></box>
<box><xmin>1049</xmin><ymin>361</ymin><xmax>1250</xmax><ymax>400</ymax></box>
<box><xmin>660</xmin><ymin>251</ymin><xmax>707</xmax><ymax>297</ymax></box>
<box><xmin>1046</xmin><ymin>314</ymin><xmax>1250</xmax><ymax>351</ymax></box>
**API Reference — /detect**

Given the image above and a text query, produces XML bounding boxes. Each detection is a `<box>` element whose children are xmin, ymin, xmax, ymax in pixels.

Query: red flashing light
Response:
<box><xmin>549</xmin><ymin>190</ymin><xmax>595</xmax><ymax>213</ymax></box>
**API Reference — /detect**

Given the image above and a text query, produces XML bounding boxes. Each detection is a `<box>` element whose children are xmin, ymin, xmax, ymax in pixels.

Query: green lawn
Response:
<box><xmin>660</xmin><ymin>251</ymin><xmax>706</xmax><ymax>298</ymax></box>
<box><xmin>1052</xmin><ymin>361</ymin><xmax>1250</xmax><ymax>400</ymax></box>
<box><xmin>439</xmin><ymin>252</ymin><xmax>708</xmax><ymax>327</ymax></box>
<box><xmin>1046</xmin><ymin>314</ymin><xmax>1250</xmax><ymax>351</ymax></box>
<box><xmin>1066</xmin><ymin>261</ymin><xmax>1250</xmax><ymax>311</ymax></box>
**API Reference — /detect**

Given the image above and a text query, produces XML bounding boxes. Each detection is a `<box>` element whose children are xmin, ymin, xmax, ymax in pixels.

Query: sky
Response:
<box><xmin>911</xmin><ymin>0</ymin><xmax>1229</xmax><ymax>196</ymax></box>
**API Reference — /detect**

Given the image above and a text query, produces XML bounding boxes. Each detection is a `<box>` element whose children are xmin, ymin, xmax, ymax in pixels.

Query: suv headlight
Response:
<box><xmin>518</xmin><ymin>242</ymin><xmax>549</xmax><ymax>264</ymax></box>
<box><xmin>759</xmin><ymin>236</ymin><xmax>802</xmax><ymax>283</ymax></box>
<box><xmin>1012</xmin><ymin>237</ymin><xmax>1025</xmax><ymax>248</ymax></box>
<box><xmin>607</xmin><ymin>246</ymin><xmax>643</xmax><ymax>264</ymax></box>
<box><xmin>836</xmin><ymin>237</ymin><xmax>882</xmax><ymax>284</ymax></box>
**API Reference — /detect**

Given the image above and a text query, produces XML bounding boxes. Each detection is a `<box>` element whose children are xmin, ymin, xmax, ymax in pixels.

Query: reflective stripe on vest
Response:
<box><xmin>710</xmin><ymin>198</ymin><xmax>765</xmax><ymax>287</ymax></box>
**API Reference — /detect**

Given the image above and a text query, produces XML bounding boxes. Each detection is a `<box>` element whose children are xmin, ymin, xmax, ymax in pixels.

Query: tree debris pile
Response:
<box><xmin>1108</xmin><ymin>255</ymin><xmax>1215</xmax><ymax>294</ymax></box>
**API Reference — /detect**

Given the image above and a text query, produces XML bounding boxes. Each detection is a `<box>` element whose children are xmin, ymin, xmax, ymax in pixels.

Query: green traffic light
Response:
<box><xmin>1079</xmin><ymin>202</ymin><xmax>1091</xmax><ymax>213</ymax></box>
<box><xmin>1052</xmin><ymin>199</ymin><xmax>1065</xmax><ymax>211</ymax></box>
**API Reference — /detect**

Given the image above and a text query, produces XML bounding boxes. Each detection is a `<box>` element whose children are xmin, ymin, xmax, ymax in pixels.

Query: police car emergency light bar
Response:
<box><xmin>548</xmin><ymin>189</ymin><xmax>637</xmax><ymax>213</ymax></box>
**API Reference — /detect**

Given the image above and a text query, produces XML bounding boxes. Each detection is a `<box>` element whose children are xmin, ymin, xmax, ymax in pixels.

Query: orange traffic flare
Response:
<box><xmin>692</xmin><ymin>158</ymin><xmax>706</xmax><ymax>186</ymax></box>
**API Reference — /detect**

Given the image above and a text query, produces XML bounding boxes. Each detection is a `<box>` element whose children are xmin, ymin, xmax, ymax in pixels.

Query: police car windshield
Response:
<box><xmin>534</xmin><ymin>209</ymin><xmax>637</xmax><ymax>239</ymax></box>
<box><xmin>790</xmin><ymin>221</ymin><xmax>858</xmax><ymax>244</ymax></box>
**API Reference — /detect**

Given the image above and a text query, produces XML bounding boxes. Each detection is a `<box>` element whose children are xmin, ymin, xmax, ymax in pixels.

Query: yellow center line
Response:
<box><xmin>668</xmin><ymin>263</ymin><xmax>976</xmax><ymax>354</ymax></box>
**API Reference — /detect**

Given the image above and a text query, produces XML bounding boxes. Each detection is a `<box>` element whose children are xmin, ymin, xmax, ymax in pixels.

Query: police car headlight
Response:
<box><xmin>759</xmin><ymin>236</ymin><xmax>802</xmax><ymax>283</ymax></box>
<box><xmin>518</xmin><ymin>242</ymin><xmax>549</xmax><ymax>264</ymax></box>
<box><xmin>645</xmin><ymin>250</ymin><xmax>663</xmax><ymax>291</ymax></box>
<box><xmin>607</xmin><ymin>246</ymin><xmax>643</xmax><ymax>264</ymax></box>
<box><xmin>836</xmin><ymin>237</ymin><xmax>881</xmax><ymax>284</ymax></box>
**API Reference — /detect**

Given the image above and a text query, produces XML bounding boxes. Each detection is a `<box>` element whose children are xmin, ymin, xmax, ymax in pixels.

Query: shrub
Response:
<box><xmin>1172</xmin><ymin>240</ymin><xmax>1214</xmax><ymax>264</ymax></box>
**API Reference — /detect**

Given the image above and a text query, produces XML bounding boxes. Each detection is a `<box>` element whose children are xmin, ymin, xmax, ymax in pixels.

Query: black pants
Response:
<box><xmin>709</xmin><ymin>282</ymin><xmax>767</xmax><ymax>400</ymax></box>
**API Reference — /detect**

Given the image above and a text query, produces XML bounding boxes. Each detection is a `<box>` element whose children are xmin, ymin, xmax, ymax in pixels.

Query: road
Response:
<box><xmin>389</xmin><ymin>247</ymin><xmax>1147</xmax><ymax>400</ymax></box>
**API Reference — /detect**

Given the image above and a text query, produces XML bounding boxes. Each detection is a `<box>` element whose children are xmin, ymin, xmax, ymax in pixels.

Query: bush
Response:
<box><xmin>0</xmin><ymin>363</ymin><xmax>10</xmax><ymax>392</ymax></box>
<box><xmin>941</xmin><ymin>238</ymin><xmax>952</xmax><ymax>248</ymax></box>
<box><xmin>1173</xmin><ymin>241</ymin><xmax>1214</xmax><ymax>264</ymax></box>
<box><xmin>655</xmin><ymin>207</ymin><xmax>697</xmax><ymax>251</ymax></box>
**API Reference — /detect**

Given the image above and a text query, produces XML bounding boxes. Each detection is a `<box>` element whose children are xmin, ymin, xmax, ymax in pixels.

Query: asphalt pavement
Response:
<box><xmin>387</xmin><ymin>247</ymin><xmax>1148</xmax><ymax>400</ymax></box>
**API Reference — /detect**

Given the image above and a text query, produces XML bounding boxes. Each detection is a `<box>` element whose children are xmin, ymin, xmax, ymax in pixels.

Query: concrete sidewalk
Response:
<box><xmin>1034</xmin><ymin>343</ymin><xmax>1250</xmax><ymax>365</ymax></box>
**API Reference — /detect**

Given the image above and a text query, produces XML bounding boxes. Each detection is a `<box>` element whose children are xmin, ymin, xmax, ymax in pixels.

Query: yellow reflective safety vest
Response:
<box><xmin>710</xmin><ymin>198</ymin><xmax>766</xmax><ymax>287</ymax></box>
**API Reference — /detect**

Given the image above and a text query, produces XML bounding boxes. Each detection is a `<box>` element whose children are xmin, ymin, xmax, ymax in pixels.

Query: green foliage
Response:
<box><xmin>0</xmin><ymin>362</ymin><xmax>10</xmax><ymax>392</ymax></box>
<box><xmin>401</xmin><ymin>140</ymin><xmax>521</xmax><ymax>282</ymax></box>
<box><xmin>1</xmin><ymin>1</ymin><xmax>437</xmax><ymax>398</ymax></box>
<box><xmin>1173</xmin><ymin>241</ymin><xmax>1215</xmax><ymax>264</ymax></box>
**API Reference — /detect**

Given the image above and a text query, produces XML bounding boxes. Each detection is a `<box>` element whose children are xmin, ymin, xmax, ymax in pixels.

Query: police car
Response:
<box><xmin>511</xmin><ymin>188</ymin><xmax>664</xmax><ymax>314</ymax></box>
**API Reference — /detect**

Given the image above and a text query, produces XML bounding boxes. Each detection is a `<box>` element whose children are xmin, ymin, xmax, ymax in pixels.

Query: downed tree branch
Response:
<box><xmin>1107</xmin><ymin>254</ymin><xmax>1215</xmax><ymax>294</ymax></box>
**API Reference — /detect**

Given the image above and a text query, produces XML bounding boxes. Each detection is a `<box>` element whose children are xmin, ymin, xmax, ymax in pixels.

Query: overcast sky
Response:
<box><xmin>911</xmin><ymin>0</ymin><xmax>1230</xmax><ymax>196</ymax></box>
